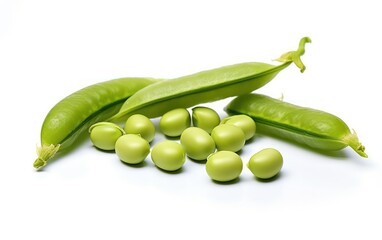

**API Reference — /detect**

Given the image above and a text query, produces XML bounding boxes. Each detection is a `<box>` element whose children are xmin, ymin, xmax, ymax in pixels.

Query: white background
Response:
<box><xmin>1</xmin><ymin>0</ymin><xmax>381</xmax><ymax>239</ymax></box>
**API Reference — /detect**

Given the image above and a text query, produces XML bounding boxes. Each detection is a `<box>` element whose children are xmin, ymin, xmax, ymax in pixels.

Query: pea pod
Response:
<box><xmin>109</xmin><ymin>37</ymin><xmax>311</xmax><ymax>121</ymax></box>
<box><xmin>225</xmin><ymin>93</ymin><xmax>367</xmax><ymax>158</ymax></box>
<box><xmin>34</xmin><ymin>77</ymin><xmax>159</xmax><ymax>169</ymax></box>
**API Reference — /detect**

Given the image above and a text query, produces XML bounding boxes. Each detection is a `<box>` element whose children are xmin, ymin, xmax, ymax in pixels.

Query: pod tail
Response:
<box><xmin>33</xmin><ymin>144</ymin><xmax>61</xmax><ymax>170</ymax></box>
<box><xmin>344</xmin><ymin>129</ymin><xmax>368</xmax><ymax>158</ymax></box>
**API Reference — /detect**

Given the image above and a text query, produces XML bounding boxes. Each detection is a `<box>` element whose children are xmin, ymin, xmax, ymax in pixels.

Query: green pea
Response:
<box><xmin>124</xmin><ymin>114</ymin><xmax>155</xmax><ymax>142</ymax></box>
<box><xmin>206</xmin><ymin>151</ymin><xmax>243</xmax><ymax>182</ymax></box>
<box><xmin>115</xmin><ymin>134</ymin><xmax>150</xmax><ymax>164</ymax></box>
<box><xmin>211</xmin><ymin>124</ymin><xmax>245</xmax><ymax>152</ymax></box>
<box><xmin>192</xmin><ymin>107</ymin><xmax>220</xmax><ymax>134</ymax></box>
<box><xmin>180</xmin><ymin>127</ymin><xmax>215</xmax><ymax>161</ymax></box>
<box><xmin>221</xmin><ymin>115</ymin><xmax>256</xmax><ymax>141</ymax></box>
<box><xmin>159</xmin><ymin>108</ymin><xmax>191</xmax><ymax>137</ymax></box>
<box><xmin>89</xmin><ymin>122</ymin><xmax>125</xmax><ymax>151</ymax></box>
<box><xmin>247</xmin><ymin>148</ymin><xmax>283</xmax><ymax>179</ymax></box>
<box><xmin>151</xmin><ymin>141</ymin><xmax>186</xmax><ymax>171</ymax></box>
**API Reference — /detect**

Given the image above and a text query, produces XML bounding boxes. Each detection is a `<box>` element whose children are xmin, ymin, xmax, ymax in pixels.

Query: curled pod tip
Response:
<box><xmin>224</xmin><ymin>93</ymin><xmax>367</xmax><ymax>158</ymax></box>
<box><xmin>344</xmin><ymin>129</ymin><xmax>368</xmax><ymax>158</ymax></box>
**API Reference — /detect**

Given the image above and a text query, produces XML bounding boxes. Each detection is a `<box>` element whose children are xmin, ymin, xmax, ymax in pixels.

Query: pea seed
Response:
<box><xmin>206</xmin><ymin>151</ymin><xmax>243</xmax><ymax>182</ymax></box>
<box><xmin>89</xmin><ymin>122</ymin><xmax>125</xmax><ymax>151</ymax></box>
<box><xmin>124</xmin><ymin>114</ymin><xmax>155</xmax><ymax>142</ymax></box>
<box><xmin>180</xmin><ymin>127</ymin><xmax>215</xmax><ymax>161</ymax></box>
<box><xmin>211</xmin><ymin>124</ymin><xmax>245</xmax><ymax>152</ymax></box>
<box><xmin>247</xmin><ymin>148</ymin><xmax>283</xmax><ymax>179</ymax></box>
<box><xmin>192</xmin><ymin>107</ymin><xmax>220</xmax><ymax>134</ymax></box>
<box><xmin>159</xmin><ymin>108</ymin><xmax>191</xmax><ymax>137</ymax></box>
<box><xmin>151</xmin><ymin>141</ymin><xmax>186</xmax><ymax>171</ymax></box>
<box><xmin>115</xmin><ymin>134</ymin><xmax>150</xmax><ymax>164</ymax></box>
<box><xmin>221</xmin><ymin>115</ymin><xmax>256</xmax><ymax>140</ymax></box>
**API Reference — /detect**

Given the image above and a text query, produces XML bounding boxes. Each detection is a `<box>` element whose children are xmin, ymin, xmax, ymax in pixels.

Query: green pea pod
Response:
<box><xmin>225</xmin><ymin>93</ymin><xmax>367</xmax><ymax>158</ymax></box>
<box><xmin>109</xmin><ymin>37</ymin><xmax>311</xmax><ymax>121</ymax></box>
<box><xmin>34</xmin><ymin>77</ymin><xmax>159</xmax><ymax>170</ymax></box>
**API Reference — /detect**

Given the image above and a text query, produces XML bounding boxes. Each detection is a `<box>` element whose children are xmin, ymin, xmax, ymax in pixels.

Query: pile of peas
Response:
<box><xmin>89</xmin><ymin>107</ymin><xmax>283</xmax><ymax>183</ymax></box>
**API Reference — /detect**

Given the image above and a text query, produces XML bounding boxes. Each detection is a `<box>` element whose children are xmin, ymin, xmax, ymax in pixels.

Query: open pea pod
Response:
<box><xmin>225</xmin><ymin>93</ymin><xmax>367</xmax><ymax>158</ymax></box>
<box><xmin>109</xmin><ymin>37</ymin><xmax>311</xmax><ymax>121</ymax></box>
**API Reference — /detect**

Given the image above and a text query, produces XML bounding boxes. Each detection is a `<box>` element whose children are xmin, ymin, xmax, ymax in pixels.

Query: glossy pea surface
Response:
<box><xmin>124</xmin><ymin>114</ymin><xmax>155</xmax><ymax>142</ymax></box>
<box><xmin>115</xmin><ymin>134</ymin><xmax>150</xmax><ymax>164</ymax></box>
<box><xmin>89</xmin><ymin>122</ymin><xmax>125</xmax><ymax>151</ymax></box>
<box><xmin>206</xmin><ymin>151</ymin><xmax>243</xmax><ymax>182</ymax></box>
<box><xmin>159</xmin><ymin>108</ymin><xmax>191</xmax><ymax>137</ymax></box>
<box><xmin>192</xmin><ymin>107</ymin><xmax>220</xmax><ymax>134</ymax></box>
<box><xmin>180</xmin><ymin>127</ymin><xmax>215</xmax><ymax>160</ymax></box>
<box><xmin>151</xmin><ymin>141</ymin><xmax>186</xmax><ymax>171</ymax></box>
<box><xmin>221</xmin><ymin>115</ymin><xmax>256</xmax><ymax>140</ymax></box>
<box><xmin>211</xmin><ymin>124</ymin><xmax>245</xmax><ymax>152</ymax></box>
<box><xmin>247</xmin><ymin>148</ymin><xmax>283</xmax><ymax>179</ymax></box>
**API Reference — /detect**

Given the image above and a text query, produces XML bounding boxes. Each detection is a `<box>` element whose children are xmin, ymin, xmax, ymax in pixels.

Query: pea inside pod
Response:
<box><xmin>225</xmin><ymin>93</ymin><xmax>367</xmax><ymax>157</ymax></box>
<box><xmin>109</xmin><ymin>37</ymin><xmax>311</xmax><ymax>121</ymax></box>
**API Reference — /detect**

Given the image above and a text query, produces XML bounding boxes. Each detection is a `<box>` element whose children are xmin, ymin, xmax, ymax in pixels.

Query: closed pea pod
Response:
<box><xmin>34</xmin><ymin>77</ymin><xmax>159</xmax><ymax>169</ymax></box>
<box><xmin>225</xmin><ymin>93</ymin><xmax>367</xmax><ymax>157</ymax></box>
<box><xmin>109</xmin><ymin>37</ymin><xmax>311</xmax><ymax>121</ymax></box>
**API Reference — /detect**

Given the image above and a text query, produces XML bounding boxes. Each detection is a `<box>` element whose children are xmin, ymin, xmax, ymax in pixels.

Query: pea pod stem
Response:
<box><xmin>109</xmin><ymin>37</ymin><xmax>310</xmax><ymax>121</ymax></box>
<box><xmin>275</xmin><ymin>37</ymin><xmax>311</xmax><ymax>72</ymax></box>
